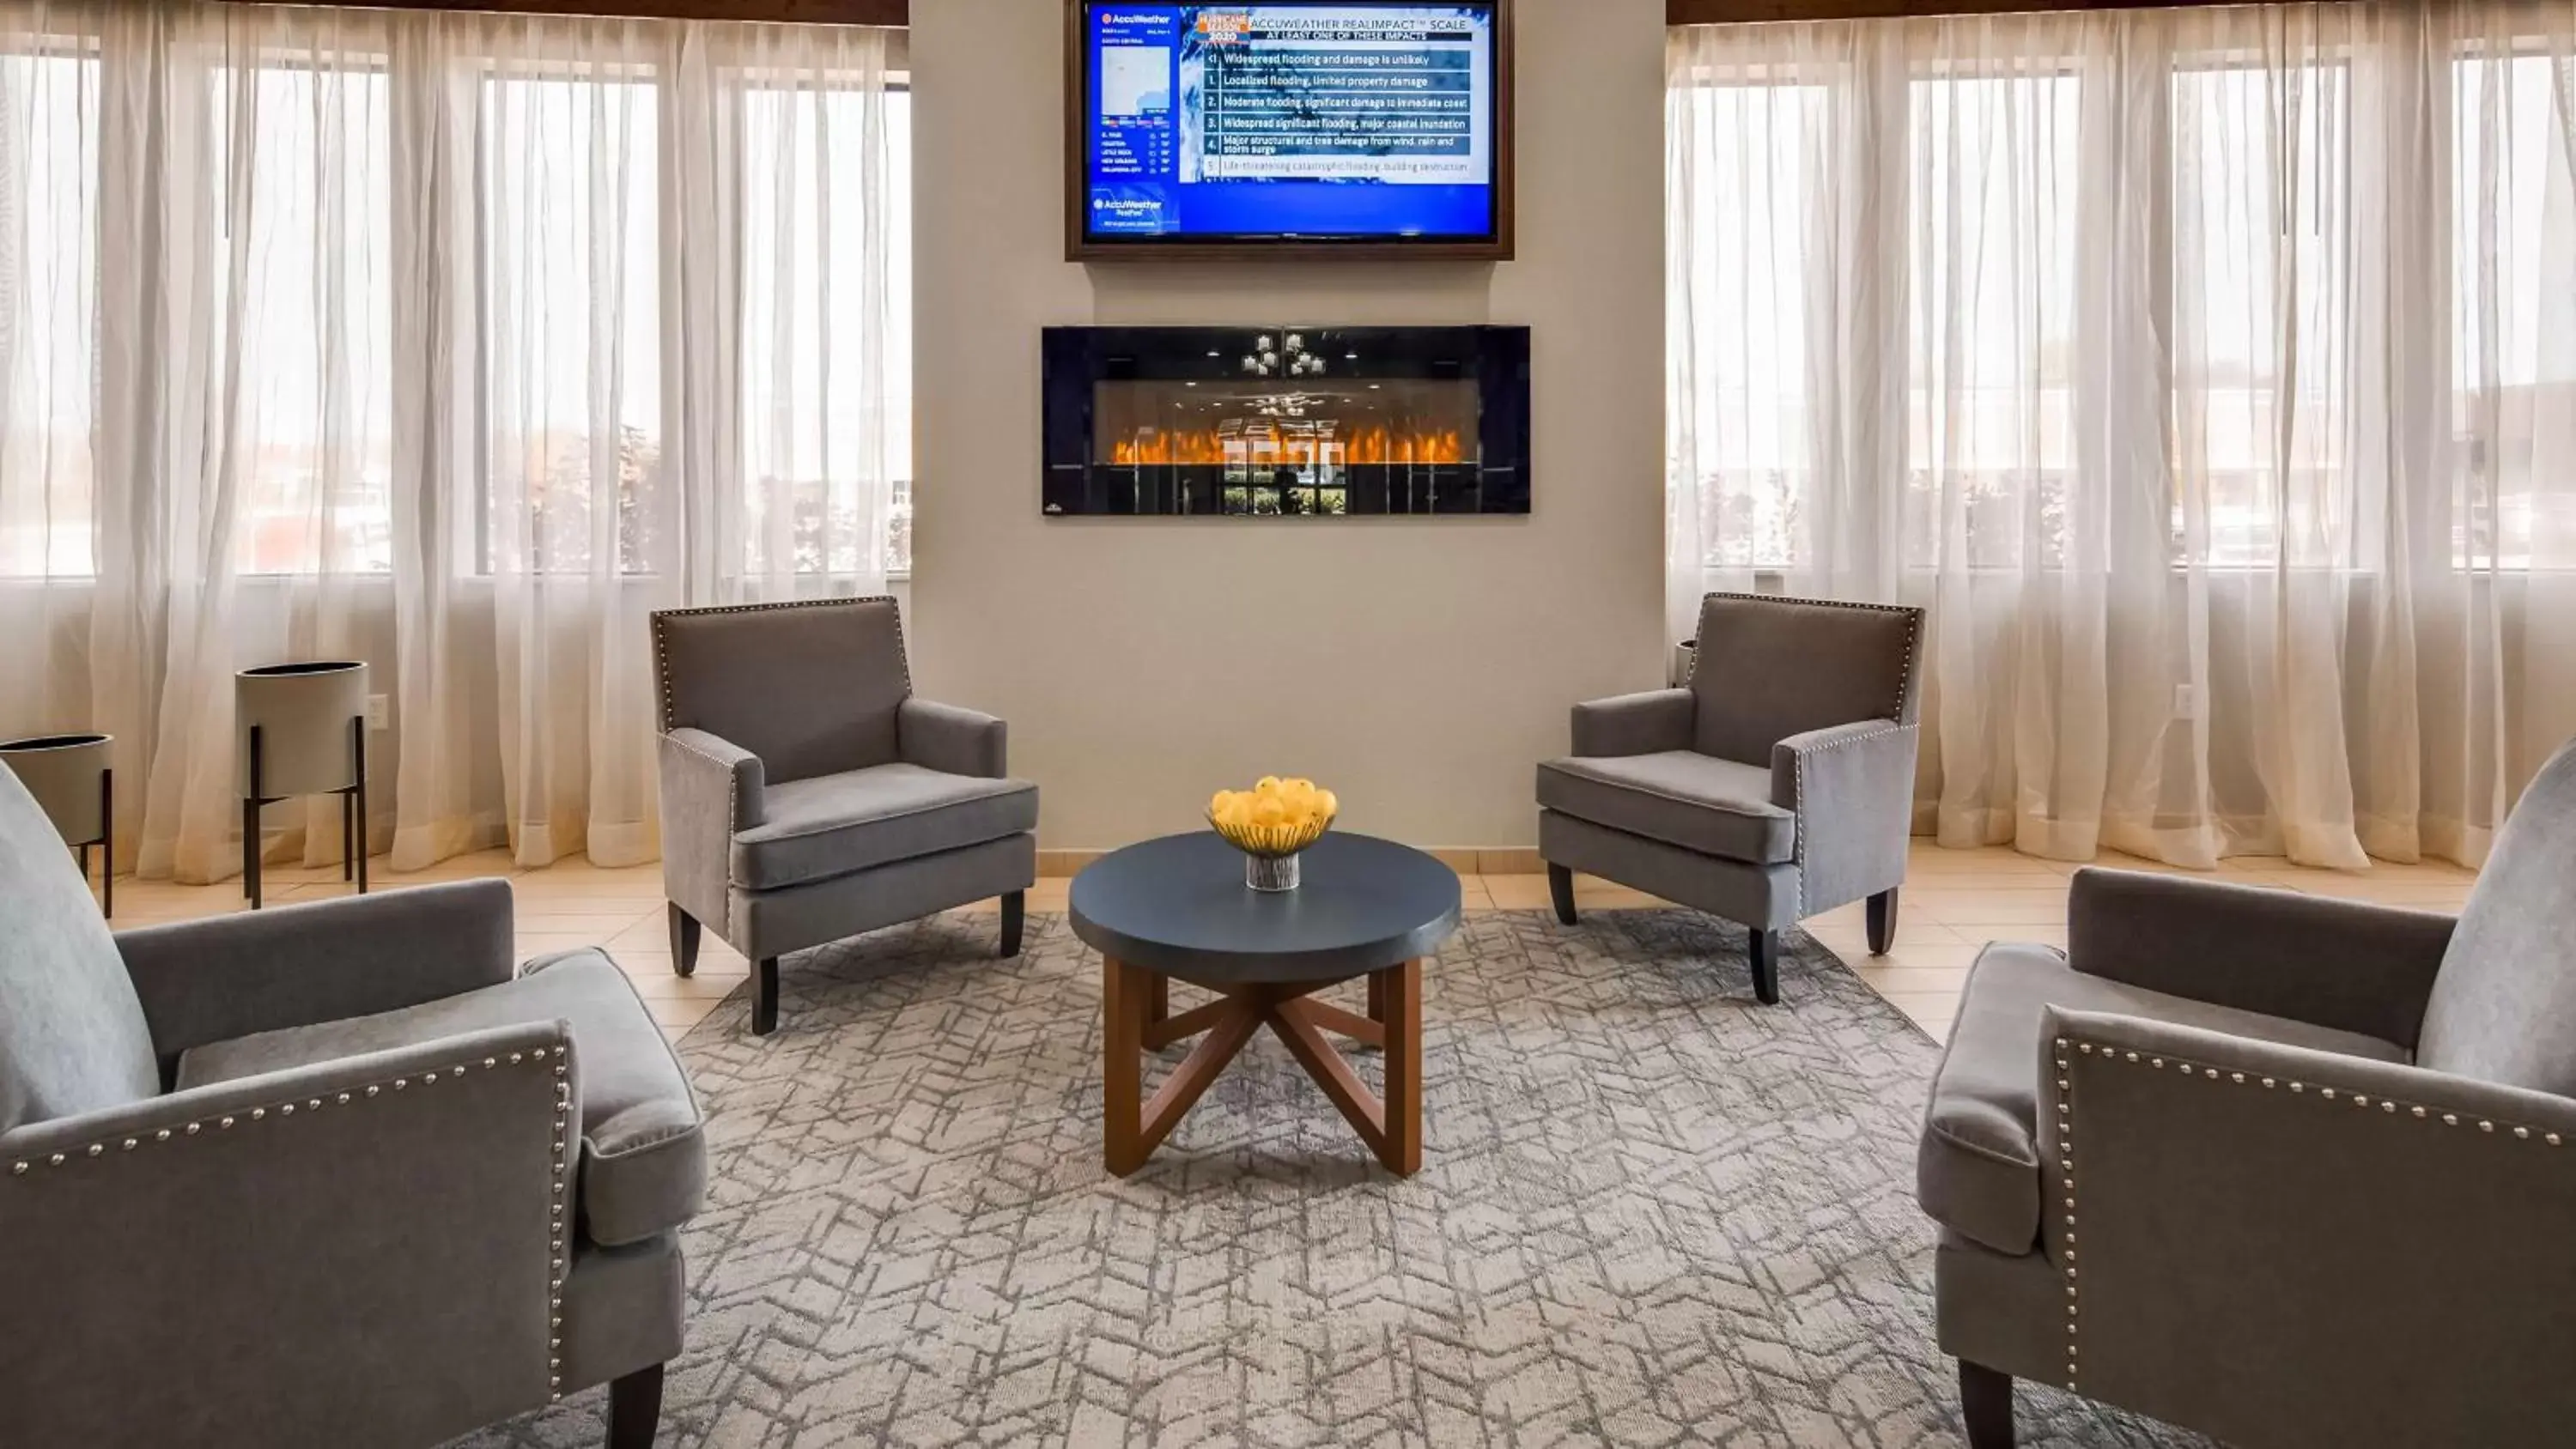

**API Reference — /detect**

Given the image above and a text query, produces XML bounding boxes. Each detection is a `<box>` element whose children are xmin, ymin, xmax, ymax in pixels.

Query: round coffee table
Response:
<box><xmin>1070</xmin><ymin>831</ymin><xmax>1461</xmax><ymax>1177</ymax></box>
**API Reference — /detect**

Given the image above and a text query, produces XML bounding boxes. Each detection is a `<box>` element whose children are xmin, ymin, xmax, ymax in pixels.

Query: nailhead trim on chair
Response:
<box><xmin>547</xmin><ymin>1046</ymin><xmax>572</xmax><ymax>1400</ymax></box>
<box><xmin>1699</xmin><ymin>591</ymin><xmax>1924</xmax><ymax>724</ymax></box>
<box><xmin>648</xmin><ymin>595</ymin><xmax>909</xmax><ymax>733</ymax></box>
<box><xmin>6</xmin><ymin>1046</ymin><xmax>580</xmax><ymax>1400</ymax></box>
<box><xmin>2053</xmin><ymin>1037</ymin><xmax>2080</xmax><ymax>1390</ymax></box>
<box><xmin>2054</xmin><ymin>1036</ymin><xmax>2569</xmax><ymax>1392</ymax></box>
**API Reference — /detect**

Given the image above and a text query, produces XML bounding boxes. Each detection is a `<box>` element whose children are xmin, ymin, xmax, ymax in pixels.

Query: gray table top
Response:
<box><xmin>1067</xmin><ymin>831</ymin><xmax>1462</xmax><ymax>985</ymax></box>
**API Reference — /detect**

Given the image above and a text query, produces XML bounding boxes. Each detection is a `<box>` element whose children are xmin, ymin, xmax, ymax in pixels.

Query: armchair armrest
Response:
<box><xmin>0</xmin><ymin>1020</ymin><xmax>580</xmax><ymax>1446</ymax></box>
<box><xmin>659</xmin><ymin>727</ymin><xmax>765</xmax><ymax>933</ymax></box>
<box><xmin>1771</xmin><ymin>719</ymin><xmax>1917</xmax><ymax>914</ymax></box>
<box><xmin>898</xmin><ymin>697</ymin><xmax>1008</xmax><ymax>779</ymax></box>
<box><xmin>118</xmin><ymin>878</ymin><xmax>517</xmax><ymax>1069</ymax></box>
<box><xmin>2068</xmin><ymin>868</ymin><xmax>2453</xmax><ymax>1049</ymax></box>
<box><xmin>2032</xmin><ymin>1008</ymin><xmax>2576</xmax><ymax>1443</ymax></box>
<box><xmin>660</xmin><ymin>726</ymin><xmax>765</xmax><ymax>831</ymax></box>
<box><xmin>1570</xmin><ymin>688</ymin><xmax>1695</xmax><ymax>758</ymax></box>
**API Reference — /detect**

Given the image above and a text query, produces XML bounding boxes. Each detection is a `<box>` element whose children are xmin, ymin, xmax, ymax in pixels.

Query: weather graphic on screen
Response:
<box><xmin>1084</xmin><ymin>5</ymin><xmax>1498</xmax><ymax>243</ymax></box>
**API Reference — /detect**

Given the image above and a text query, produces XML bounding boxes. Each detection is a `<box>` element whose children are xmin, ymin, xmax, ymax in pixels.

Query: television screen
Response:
<box><xmin>1072</xmin><ymin>3</ymin><xmax>1509</xmax><ymax>256</ymax></box>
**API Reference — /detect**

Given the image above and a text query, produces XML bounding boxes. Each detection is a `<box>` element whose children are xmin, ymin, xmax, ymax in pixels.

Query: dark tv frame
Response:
<box><xmin>1064</xmin><ymin>0</ymin><xmax>1516</xmax><ymax>263</ymax></box>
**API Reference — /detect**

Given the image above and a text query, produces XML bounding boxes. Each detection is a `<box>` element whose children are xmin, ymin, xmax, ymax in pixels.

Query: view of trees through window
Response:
<box><xmin>1672</xmin><ymin>50</ymin><xmax>2571</xmax><ymax>574</ymax></box>
<box><xmin>0</xmin><ymin>49</ymin><xmax>912</xmax><ymax>582</ymax></box>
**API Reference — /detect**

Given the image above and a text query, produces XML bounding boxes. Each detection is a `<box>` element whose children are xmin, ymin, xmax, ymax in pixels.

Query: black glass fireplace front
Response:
<box><xmin>1042</xmin><ymin>325</ymin><xmax>1530</xmax><ymax>517</ymax></box>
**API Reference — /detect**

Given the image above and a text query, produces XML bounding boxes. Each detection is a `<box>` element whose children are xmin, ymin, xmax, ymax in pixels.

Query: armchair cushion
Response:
<box><xmin>1536</xmin><ymin>751</ymin><xmax>1794</xmax><ymax>864</ymax></box>
<box><xmin>0</xmin><ymin>769</ymin><xmax>156</xmax><ymax>1135</ymax></box>
<box><xmin>730</xmin><ymin>763</ymin><xmax>1039</xmax><ymax>892</ymax></box>
<box><xmin>174</xmin><ymin>948</ymin><xmax>702</xmax><ymax>1248</ymax></box>
<box><xmin>1919</xmin><ymin>942</ymin><xmax>2407</xmax><ymax>1255</ymax></box>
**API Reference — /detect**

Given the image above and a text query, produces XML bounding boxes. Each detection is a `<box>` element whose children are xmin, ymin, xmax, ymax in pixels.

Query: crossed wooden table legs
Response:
<box><xmin>1103</xmin><ymin>956</ymin><xmax>1423</xmax><ymax>1177</ymax></box>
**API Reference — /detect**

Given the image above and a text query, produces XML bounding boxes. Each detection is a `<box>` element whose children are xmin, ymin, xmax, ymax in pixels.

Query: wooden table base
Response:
<box><xmin>1103</xmin><ymin>957</ymin><xmax>1422</xmax><ymax>1178</ymax></box>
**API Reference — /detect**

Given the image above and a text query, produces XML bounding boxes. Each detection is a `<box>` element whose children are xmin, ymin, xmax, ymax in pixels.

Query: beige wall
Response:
<box><xmin>911</xmin><ymin>0</ymin><xmax>1667</xmax><ymax>851</ymax></box>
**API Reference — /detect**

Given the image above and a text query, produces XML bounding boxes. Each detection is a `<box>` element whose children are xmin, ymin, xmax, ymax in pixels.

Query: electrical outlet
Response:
<box><xmin>2172</xmin><ymin>682</ymin><xmax>2200</xmax><ymax>718</ymax></box>
<box><xmin>366</xmin><ymin>694</ymin><xmax>390</xmax><ymax>731</ymax></box>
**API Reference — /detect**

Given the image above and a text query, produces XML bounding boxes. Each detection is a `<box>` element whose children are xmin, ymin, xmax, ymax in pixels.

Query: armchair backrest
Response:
<box><xmin>2417</xmin><ymin>736</ymin><xmax>2576</xmax><ymax>1097</ymax></box>
<box><xmin>1687</xmin><ymin>593</ymin><xmax>1925</xmax><ymax>765</ymax></box>
<box><xmin>0</xmin><ymin>769</ymin><xmax>158</xmax><ymax>1135</ymax></box>
<box><xmin>651</xmin><ymin>597</ymin><xmax>912</xmax><ymax>786</ymax></box>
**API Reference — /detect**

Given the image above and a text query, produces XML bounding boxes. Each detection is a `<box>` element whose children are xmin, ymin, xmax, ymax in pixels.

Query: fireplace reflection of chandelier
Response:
<box><xmin>1110</xmin><ymin>423</ymin><xmax>1469</xmax><ymax>470</ymax></box>
<box><xmin>1042</xmin><ymin>324</ymin><xmax>1530</xmax><ymax>518</ymax></box>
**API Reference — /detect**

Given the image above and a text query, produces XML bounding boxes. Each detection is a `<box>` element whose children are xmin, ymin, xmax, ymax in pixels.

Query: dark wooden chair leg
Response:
<box><xmin>605</xmin><ymin>1361</ymin><xmax>665</xmax><ymax>1449</ymax></box>
<box><xmin>1959</xmin><ymin>1361</ymin><xmax>2014</xmax><ymax>1449</ymax></box>
<box><xmin>1748</xmin><ymin>927</ymin><xmax>1780</xmax><ymax>1005</ymax></box>
<box><xmin>1867</xmin><ymin>888</ymin><xmax>1899</xmax><ymax>955</ymax></box>
<box><xmin>244</xmin><ymin>724</ymin><xmax>263</xmax><ymax>907</ymax></box>
<box><xmin>350</xmin><ymin>716</ymin><xmax>368</xmax><ymax>894</ymax></box>
<box><xmin>752</xmin><ymin>957</ymin><xmax>780</xmax><ymax>1036</ymax></box>
<box><xmin>999</xmin><ymin>890</ymin><xmax>1025</xmax><ymax>957</ymax></box>
<box><xmin>666</xmin><ymin>903</ymin><xmax>701</xmax><ymax>978</ymax></box>
<box><xmin>99</xmin><ymin>767</ymin><xmax>112</xmax><ymax>919</ymax></box>
<box><xmin>1547</xmin><ymin>863</ymin><xmax>1577</xmax><ymax>925</ymax></box>
<box><xmin>342</xmin><ymin>788</ymin><xmax>355</xmax><ymax>882</ymax></box>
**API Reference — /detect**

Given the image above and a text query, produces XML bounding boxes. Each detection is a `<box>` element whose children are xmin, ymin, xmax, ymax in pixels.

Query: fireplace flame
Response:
<box><xmin>1110</xmin><ymin>424</ymin><xmax>1467</xmax><ymax>468</ymax></box>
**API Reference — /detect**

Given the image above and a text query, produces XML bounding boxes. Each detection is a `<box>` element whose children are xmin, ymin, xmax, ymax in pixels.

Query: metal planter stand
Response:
<box><xmin>236</xmin><ymin>661</ymin><xmax>370</xmax><ymax>910</ymax></box>
<box><xmin>0</xmin><ymin>732</ymin><xmax>114</xmax><ymax>917</ymax></box>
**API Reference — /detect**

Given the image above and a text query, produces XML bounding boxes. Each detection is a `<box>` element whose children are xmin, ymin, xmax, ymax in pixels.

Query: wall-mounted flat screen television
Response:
<box><xmin>1066</xmin><ymin>1</ymin><xmax>1513</xmax><ymax>261</ymax></box>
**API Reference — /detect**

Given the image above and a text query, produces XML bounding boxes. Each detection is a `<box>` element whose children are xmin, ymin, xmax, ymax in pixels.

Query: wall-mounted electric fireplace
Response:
<box><xmin>1042</xmin><ymin>325</ymin><xmax>1530</xmax><ymax>517</ymax></box>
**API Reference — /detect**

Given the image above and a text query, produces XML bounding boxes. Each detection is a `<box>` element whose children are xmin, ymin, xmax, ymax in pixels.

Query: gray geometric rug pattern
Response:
<box><xmin>452</xmin><ymin>910</ymin><xmax>2204</xmax><ymax>1448</ymax></box>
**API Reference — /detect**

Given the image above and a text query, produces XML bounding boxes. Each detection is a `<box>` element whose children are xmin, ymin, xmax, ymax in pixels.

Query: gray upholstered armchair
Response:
<box><xmin>1537</xmin><ymin>592</ymin><xmax>1925</xmax><ymax>1003</ymax></box>
<box><xmin>0</xmin><ymin>770</ymin><xmax>702</xmax><ymax>1448</ymax></box>
<box><xmin>651</xmin><ymin>597</ymin><xmax>1038</xmax><ymax>1036</ymax></box>
<box><xmin>1918</xmin><ymin>737</ymin><xmax>2576</xmax><ymax>1447</ymax></box>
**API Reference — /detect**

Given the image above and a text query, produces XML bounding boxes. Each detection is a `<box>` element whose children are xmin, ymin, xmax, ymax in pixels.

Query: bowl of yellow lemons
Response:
<box><xmin>1208</xmin><ymin>776</ymin><xmax>1338</xmax><ymax>891</ymax></box>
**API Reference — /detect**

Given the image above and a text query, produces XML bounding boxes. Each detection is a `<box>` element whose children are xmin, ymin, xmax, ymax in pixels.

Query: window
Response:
<box><xmin>0</xmin><ymin>28</ymin><xmax>912</xmax><ymax>588</ymax></box>
<box><xmin>738</xmin><ymin>83</ymin><xmax>913</xmax><ymax>579</ymax></box>
<box><xmin>2168</xmin><ymin>62</ymin><xmax>2359</xmax><ymax>569</ymax></box>
<box><xmin>1667</xmin><ymin>78</ymin><xmax>1820</xmax><ymax>571</ymax></box>
<box><xmin>214</xmin><ymin>58</ymin><xmax>396</xmax><ymax>576</ymax></box>
<box><xmin>467</xmin><ymin>70</ymin><xmax>912</xmax><ymax>580</ymax></box>
<box><xmin>0</xmin><ymin>48</ymin><xmax>98</xmax><ymax>579</ymax></box>
<box><xmin>1673</xmin><ymin>45</ymin><xmax>2425</xmax><ymax>575</ymax></box>
<box><xmin>480</xmin><ymin>70</ymin><xmax>663</xmax><ymax>578</ymax></box>
<box><xmin>2451</xmin><ymin>52</ymin><xmax>2576</xmax><ymax>572</ymax></box>
<box><xmin>1905</xmin><ymin>70</ymin><xmax>2079</xmax><ymax>571</ymax></box>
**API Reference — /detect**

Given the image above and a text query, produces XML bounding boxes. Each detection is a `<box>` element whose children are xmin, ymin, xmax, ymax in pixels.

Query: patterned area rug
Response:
<box><xmin>455</xmin><ymin>910</ymin><xmax>2202</xmax><ymax>1448</ymax></box>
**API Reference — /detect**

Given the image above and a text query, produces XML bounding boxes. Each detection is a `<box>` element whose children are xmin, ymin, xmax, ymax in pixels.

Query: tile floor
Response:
<box><xmin>96</xmin><ymin>841</ymin><xmax>2478</xmax><ymax>1044</ymax></box>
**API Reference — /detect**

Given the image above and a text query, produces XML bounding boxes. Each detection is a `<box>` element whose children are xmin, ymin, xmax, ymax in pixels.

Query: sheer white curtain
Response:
<box><xmin>0</xmin><ymin>0</ymin><xmax>908</xmax><ymax>881</ymax></box>
<box><xmin>1669</xmin><ymin>1</ymin><xmax>2576</xmax><ymax>870</ymax></box>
